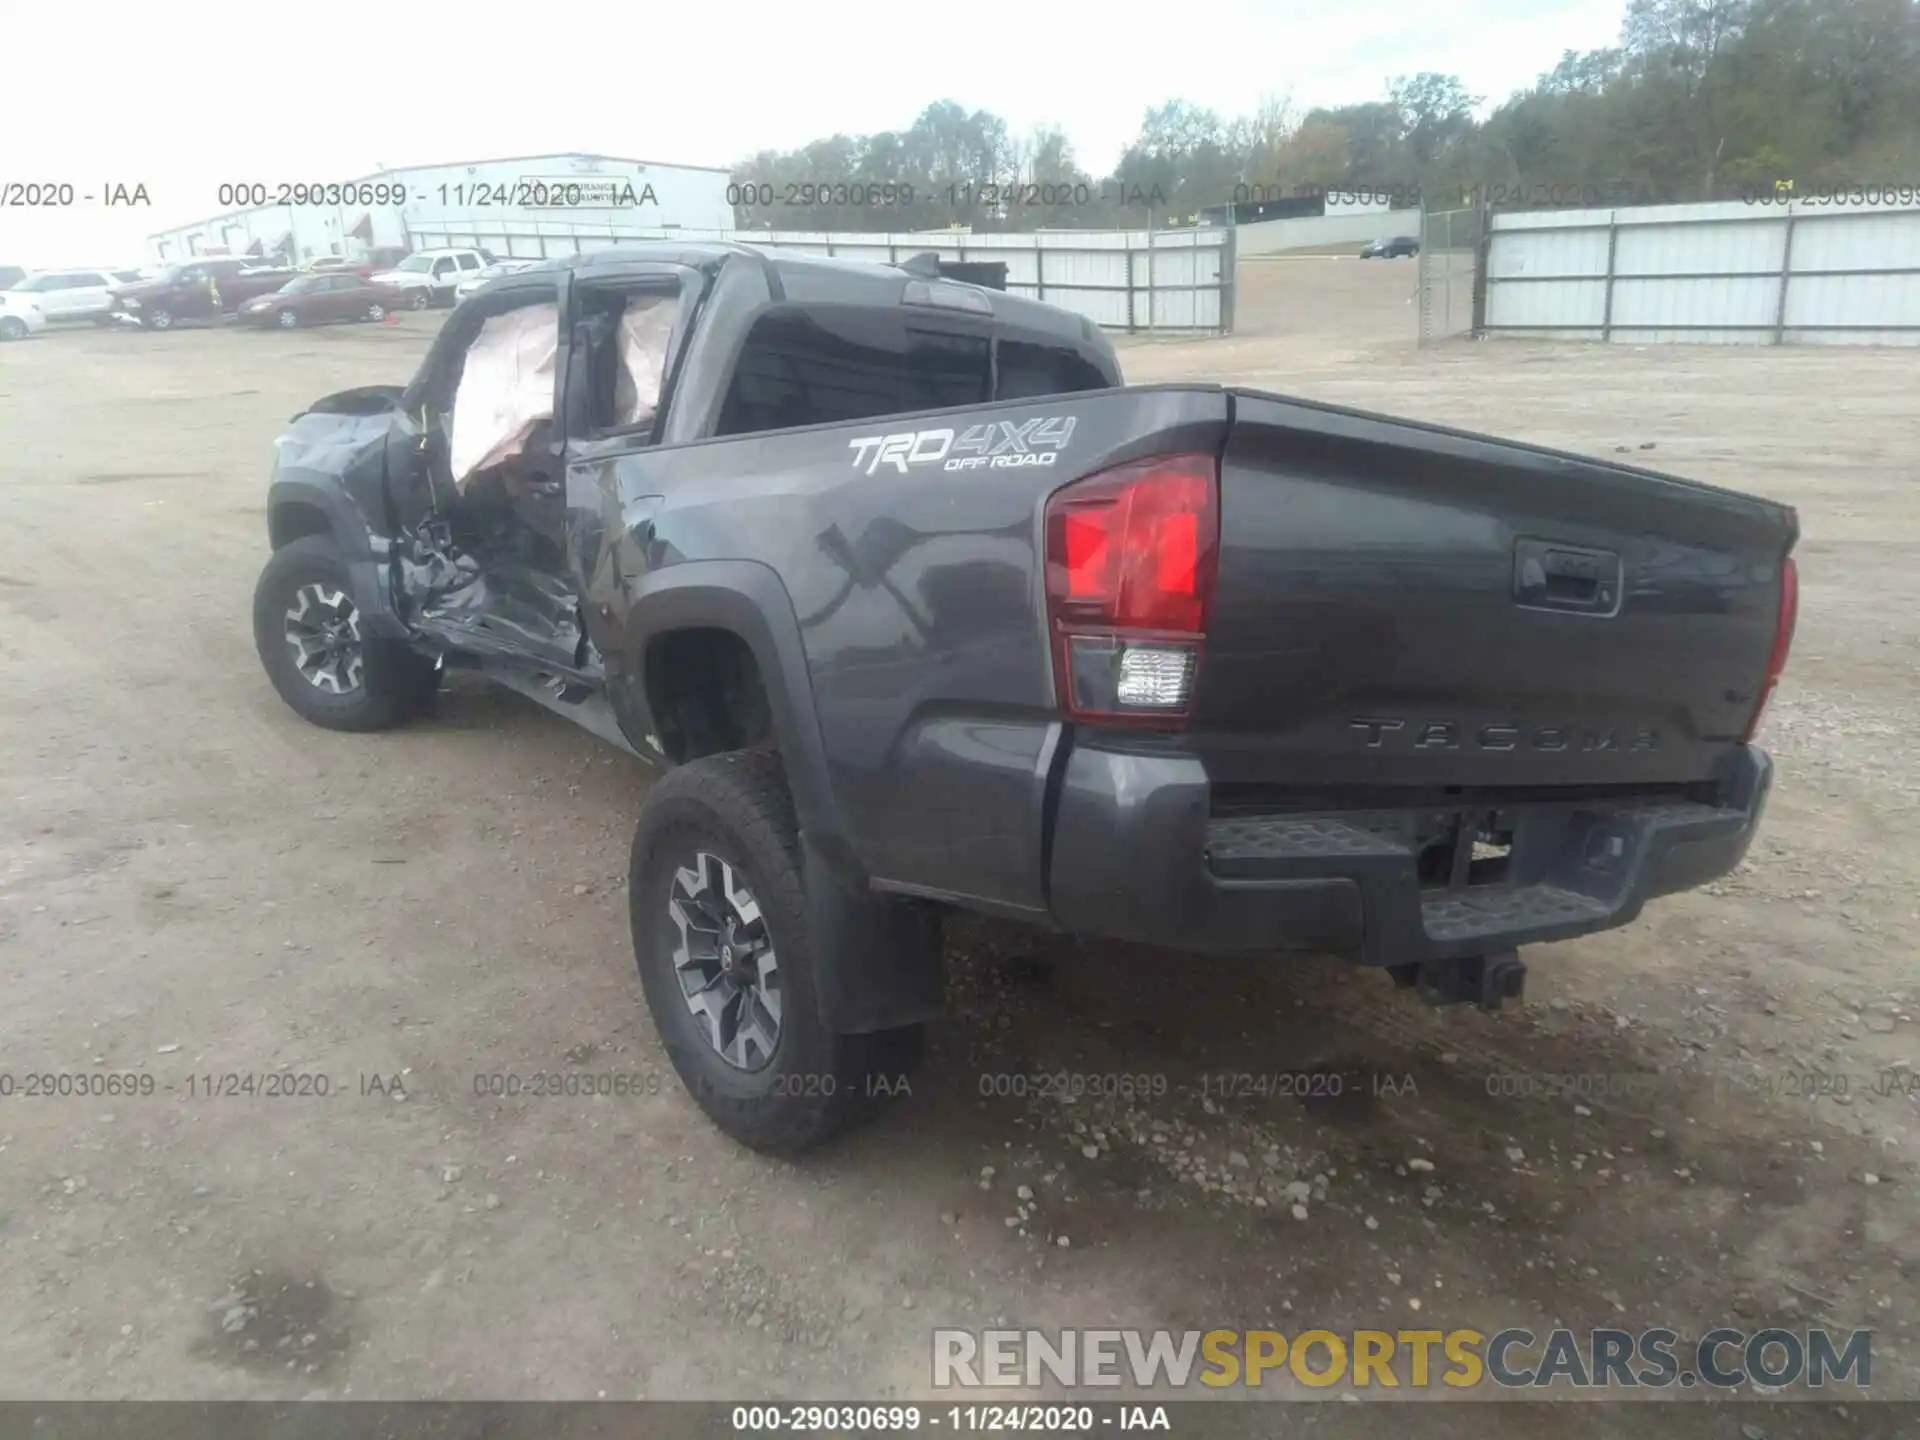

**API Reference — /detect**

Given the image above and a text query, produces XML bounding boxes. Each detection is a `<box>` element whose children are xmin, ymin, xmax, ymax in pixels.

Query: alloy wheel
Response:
<box><xmin>665</xmin><ymin>851</ymin><xmax>783</xmax><ymax>1070</ymax></box>
<box><xmin>283</xmin><ymin>582</ymin><xmax>364</xmax><ymax>694</ymax></box>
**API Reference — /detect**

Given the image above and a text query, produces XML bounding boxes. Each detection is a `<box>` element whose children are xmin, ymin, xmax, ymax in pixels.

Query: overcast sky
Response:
<box><xmin>1</xmin><ymin>0</ymin><xmax>1623</xmax><ymax>269</ymax></box>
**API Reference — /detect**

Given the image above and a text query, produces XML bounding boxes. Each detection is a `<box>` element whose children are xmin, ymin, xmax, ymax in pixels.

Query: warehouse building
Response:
<box><xmin>147</xmin><ymin>152</ymin><xmax>734</xmax><ymax>265</ymax></box>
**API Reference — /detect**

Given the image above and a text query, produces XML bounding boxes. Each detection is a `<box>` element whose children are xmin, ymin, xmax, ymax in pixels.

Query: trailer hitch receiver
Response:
<box><xmin>1389</xmin><ymin>949</ymin><xmax>1527</xmax><ymax>1011</ymax></box>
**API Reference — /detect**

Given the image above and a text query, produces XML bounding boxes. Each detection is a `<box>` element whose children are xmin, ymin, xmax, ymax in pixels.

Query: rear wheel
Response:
<box><xmin>365</xmin><ymin>301</ymin><xmax>387</xmax><ymax>322</ymax></box>
<box><xmin>407</xmin><ymin>289</ymin><xmax>430</xmax><ymax>311</ymax></box>
<box><xmin>630</xmin><ymin>751</ymin><xmax>924</xmax><ymax>1155</ymax></box>
<box><xmin>252</xmin><ymin>536</ymin><xmax>439</xmax><ymax>731</ymax></box>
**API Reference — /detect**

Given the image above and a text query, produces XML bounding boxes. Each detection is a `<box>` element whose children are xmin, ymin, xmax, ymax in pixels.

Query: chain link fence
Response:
<box><xmin>1418</xmin><ymin>205</ymin><xmax>1485</xmax><ymax>346</ymax></box>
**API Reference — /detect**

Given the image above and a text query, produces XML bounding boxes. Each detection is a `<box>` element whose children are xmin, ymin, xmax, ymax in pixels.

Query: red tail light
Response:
<box><xmin>1744</xmin><ymin>555</ymin><xmax>1798</xmax><ymax>742</ymax></box>
<box><xmin>1044</xmin><ymin>454</ymin><xmax>1219</xmax><ymax>725</ymax></box>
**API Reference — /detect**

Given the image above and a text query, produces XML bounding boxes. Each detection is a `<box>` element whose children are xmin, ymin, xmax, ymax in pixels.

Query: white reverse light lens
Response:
<box><xmin>1115</xmin><ymin>644</ymin><xmax>1196</xmax><ymax>709</ymax></box>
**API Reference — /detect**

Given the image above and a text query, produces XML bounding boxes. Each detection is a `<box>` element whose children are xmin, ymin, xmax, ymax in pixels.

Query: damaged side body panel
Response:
<box><xmin>378</xmin><ymin>297</ymin><xmax>587</xmax><ymax>676</ymax></box>
<box><xmin>267</xmin><ymin>269</ymin><xmax>690</xmax><ymax>754</ymax></box>
<box><xmin>269</xmin><ymin>385</ymin><xmax>415</xmax><ymax>639</ymax></box>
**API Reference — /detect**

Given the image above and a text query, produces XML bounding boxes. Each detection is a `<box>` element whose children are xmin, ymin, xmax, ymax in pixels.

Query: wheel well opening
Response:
<box><xmin>646</xmin><ymin>627</ymin><xmax>774</xmax><ymax>763</ymax></box>
<box><xmin>270</xmin><ymin>503</ymin><xmax>332</xmax><ymax>551</ymax></box>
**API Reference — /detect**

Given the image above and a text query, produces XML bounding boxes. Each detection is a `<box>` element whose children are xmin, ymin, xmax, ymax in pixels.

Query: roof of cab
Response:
<box><xmin>533</xmin><ymin>241</ymin><xmax>1103</xmax><ymax>346</ymax></box>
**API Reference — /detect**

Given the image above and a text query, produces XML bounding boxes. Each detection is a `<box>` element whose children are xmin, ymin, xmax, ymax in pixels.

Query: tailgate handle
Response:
<box><xmin>1514</xmin><ymin>539</ymin><xmax>1620</xmax><ymax>615</ymax></box>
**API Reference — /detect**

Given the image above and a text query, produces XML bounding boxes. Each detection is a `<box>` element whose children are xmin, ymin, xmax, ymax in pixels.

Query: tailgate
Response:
<box><xmin>1194</xmin><ymin>390</ymin><xmax>1798</xmax><ymax>790</ymax></box>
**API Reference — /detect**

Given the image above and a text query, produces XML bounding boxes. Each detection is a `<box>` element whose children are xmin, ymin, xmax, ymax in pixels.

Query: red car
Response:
<box><xmin>304</xmin><ymin>246</ymin><xmax>412</xmax><ymax>280</ymax></box>
<box><xmin>236</xmin><ymin>273</ymin><xmax>399</xmax><ymax>328</ymax></box>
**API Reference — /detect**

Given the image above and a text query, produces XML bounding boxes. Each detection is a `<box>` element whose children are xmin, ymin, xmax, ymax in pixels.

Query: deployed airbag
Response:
<box><xmin>450</xmin><ymin>302</ymin><xmax>559</xmax><ymax>487</ymax></box>
<box><xmin>611</xmin><ymin>294</ymin><xmax>677</xmax><ymax>430</ymax></box>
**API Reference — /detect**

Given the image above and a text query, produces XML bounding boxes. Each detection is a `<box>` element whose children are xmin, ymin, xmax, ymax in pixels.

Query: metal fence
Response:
<box><xmin>1480</xmin><ymin>198</ymin><xmax>1920</xmax><ymax>345</ymax></box>
<box><xmin>1418</xmin><ymin>205</ymin><xmax>1484</xmax><ymax>346</ymax></box>
<box><xmin>407</xmin><ymin>219</ymin><xmax>1237</xmax><ymax>335</ymax></box>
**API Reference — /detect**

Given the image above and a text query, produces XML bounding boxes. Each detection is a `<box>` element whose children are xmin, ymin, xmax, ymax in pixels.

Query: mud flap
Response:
<box><xmin>802</xmin><ymin>832</ymin><xmax>943</xmax><ymax>1034</ymax></box>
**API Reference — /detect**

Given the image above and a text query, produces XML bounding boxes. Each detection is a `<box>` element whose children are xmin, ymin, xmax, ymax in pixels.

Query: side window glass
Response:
<box><xmin>715</xmin><ymin>306</ymin><xmax>990</xmax><ymax>437</ymax></box>
<box><xmin>995</xmin><ymin>340</ymin><xmax>1114</xmax><ymax>401</ymax></box>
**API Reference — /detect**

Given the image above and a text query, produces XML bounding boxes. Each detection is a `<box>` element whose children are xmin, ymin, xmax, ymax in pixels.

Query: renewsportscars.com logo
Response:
<box><xmin>931</xmin><ymin>1326</ymin><xmax>1876</xmax><ymax>1393</ymax></box>
<box><xmin>848</xmin><ymin>417</ymin><xmax>1077</xmax><ymax>476</ymax></box>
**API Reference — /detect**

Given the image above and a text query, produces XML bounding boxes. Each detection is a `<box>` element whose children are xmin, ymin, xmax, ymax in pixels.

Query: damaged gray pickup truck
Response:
<box><xmin>254</xmin><ymin>241</ymin><xmax>1800</xmax><ymax>1154</ymax></box>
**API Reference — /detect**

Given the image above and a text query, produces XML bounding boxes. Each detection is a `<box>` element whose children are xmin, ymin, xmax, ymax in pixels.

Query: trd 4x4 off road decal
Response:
<box><xmin>848</xmin><ymin>417</ymin><xmax>1077</xmax><ymax>476</ymax></box>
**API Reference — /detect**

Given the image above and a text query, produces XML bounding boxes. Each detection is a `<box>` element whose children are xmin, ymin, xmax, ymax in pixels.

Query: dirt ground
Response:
<box><xmin>0</xmin><ymin>259</ymin><xmax>1913</xmax><ymax>1435</ymax></box>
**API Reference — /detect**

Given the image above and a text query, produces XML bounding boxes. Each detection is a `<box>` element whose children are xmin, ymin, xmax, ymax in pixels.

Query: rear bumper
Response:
<box><xmin>1046</xmin><ymin>744</ymin><xmax>1771</xmax><ymax>963</ymax></box>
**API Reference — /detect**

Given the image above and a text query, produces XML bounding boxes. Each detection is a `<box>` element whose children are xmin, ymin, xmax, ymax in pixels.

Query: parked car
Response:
<box><xmin>239</xmin><ymin>273</ymin><xmax>399</xmax><ymax>329</ymax></box>
<box><xmin>1361</xmin><ymin>235</ymin><xmax>1420</xmax><ymax>258</ymax></box>
<box><xmin>303</xmin><ymin>246</ymin><xmax>412</xmax><ymax>280</ymax></box>
<box><xmin>9</xmin><ymin>268</ymin><xmax>123</xmax><ymax>323</ymax></box>
<box><xmin>368</xmin><ymin>247</ymin><xmax>490</xmax><ymax>308</ymax></box>
<box><xmin>252</xmin><ymin>242</ymin><xmax>1798</xmax><ymax>1156</ymax></box>
<box><xmin>0</xmin><ymin>289</ymin><xmax>47</xmax><ymax>340</ymax></box>
<box><xmin>453</xmin><ymin>258</ymin><xmax>546</xmax><ymax>302</ymax></box>
<box><xmin>359</xmin><ymin>245</ymin><xmax>412</xmax><ymax>275</ymax></box>
<box><xmin>109</xmin><ymin>258</ymin><xmax>298</xmax><ymax>329</ymax></box>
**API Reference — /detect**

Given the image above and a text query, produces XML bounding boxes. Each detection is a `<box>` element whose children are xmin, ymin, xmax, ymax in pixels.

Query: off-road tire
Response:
<box><xmin>252</xmin><ymin>535</ymin><xmax>439</xmax><ymax>731</ymax></box>
<box><xmin>630</xmin><ymin>750</ymin><xmax>924</xmax><ymax>1155</ymax></box>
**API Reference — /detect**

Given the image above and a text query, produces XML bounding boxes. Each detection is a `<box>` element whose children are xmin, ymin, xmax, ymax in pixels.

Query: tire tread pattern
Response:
<box><xmin>631</xmin><ymin>750</ymin><xmax>922</xmax><ymax>1155</ymax></box>
<box><xmin>252</xmin><ymin>535</ymin><xmax>438</xmax><ymax>732</ymax></box>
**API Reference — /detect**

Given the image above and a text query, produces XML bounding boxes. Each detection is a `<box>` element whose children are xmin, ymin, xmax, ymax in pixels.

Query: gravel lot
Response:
<box><xmin>0</xmin><ymin>260</ymin><xmax>1913</xmax><ymax>1434</ymax></box>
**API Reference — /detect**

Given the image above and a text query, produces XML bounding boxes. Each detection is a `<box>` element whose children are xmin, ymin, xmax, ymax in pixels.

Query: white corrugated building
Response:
<box><xmin>146</xmin><ymin>152</ymin><xmax>733</xmax><ymax>264</ymax></box>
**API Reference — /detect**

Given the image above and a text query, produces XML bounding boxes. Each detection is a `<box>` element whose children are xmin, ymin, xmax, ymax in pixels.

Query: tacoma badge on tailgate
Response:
<box><xmin>1349</xmin><ymin>719</ymin><xmax>1661</xmax><ymax>752</ymax></box>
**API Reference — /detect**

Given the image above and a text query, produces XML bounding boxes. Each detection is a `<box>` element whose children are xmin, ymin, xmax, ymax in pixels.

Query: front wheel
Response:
<box><xmin>143</xmin><ymin>307</ymin><xmax>174</xmax><ymax>330</ymax></box>
<box><xmin>275</xmin><ymin>308</ymin><xmax>299</xmax><ymax>328</ymax></box>
<box><xmin>0</xmin><ymin>316</ymin><xmax>26</xmax><ymax>341</ymax></box>
<box><xmin>252</xmin><ymin>536</ymin><xmax>440</xmax><ymax>731</ymax></box>
<box><xmin>630</xmin><ymin>751</ymin><xmax>925</xmax><ymax>1155</ymax></box>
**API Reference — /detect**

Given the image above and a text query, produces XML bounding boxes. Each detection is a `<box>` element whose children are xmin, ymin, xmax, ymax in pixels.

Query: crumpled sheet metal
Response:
<box><xmin>449</xmin><ymin>302</ymin><xmax>559</xmax><ymax>488</ymax></box>
<box><xmin>274</xmin><ymin>408</ymin><xmax>392</xmax><ymax>478</ymax></box>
